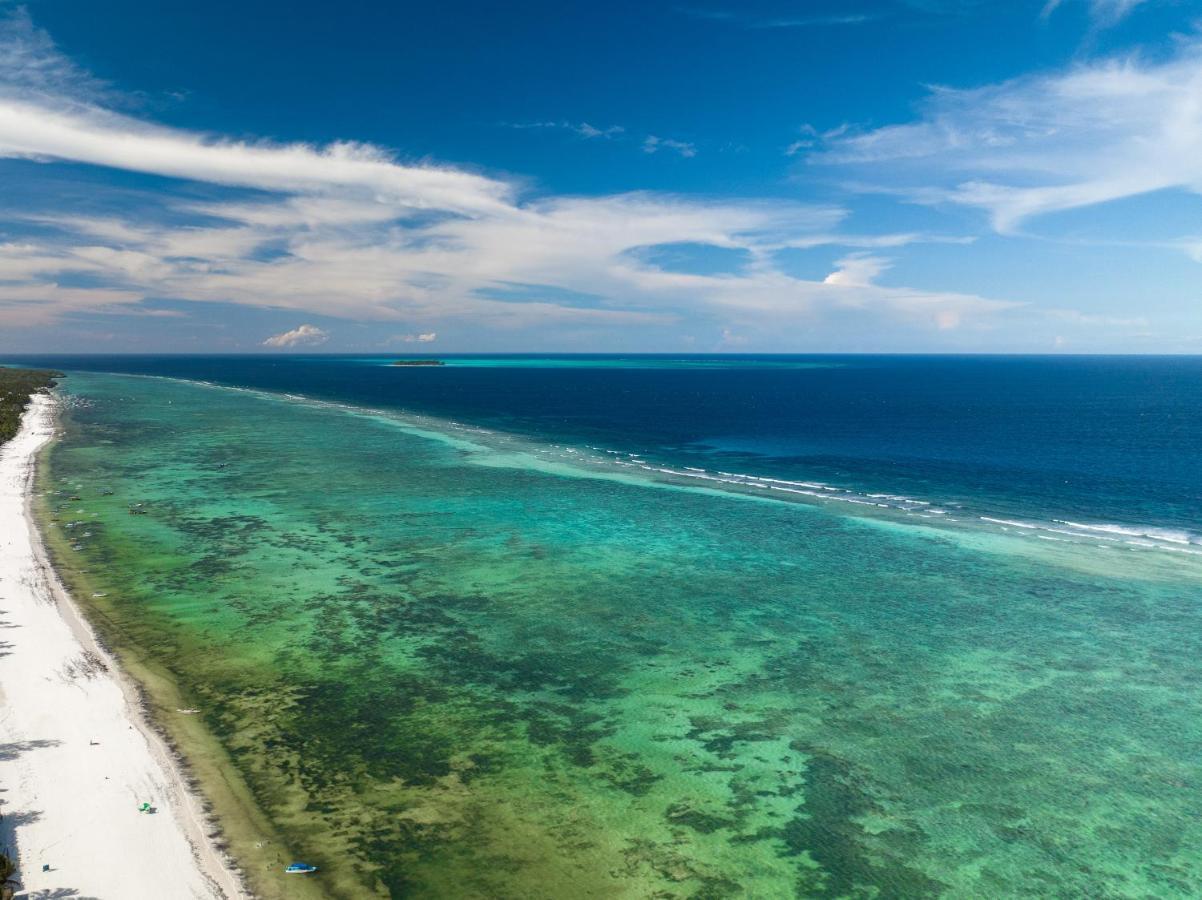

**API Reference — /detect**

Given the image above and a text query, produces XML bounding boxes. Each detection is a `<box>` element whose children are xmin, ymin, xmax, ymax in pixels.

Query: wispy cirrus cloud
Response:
<box><xmin>1041</xmin><ymin>0</ymin><xmax>1150</xmax><ymax>26</ymax></box>
<box><xmin>785</xmin><ymin>124</ymin><xmax>849</xmax><ymax>156</ymax></box>
<box><xmin>684</xmin><ymin>0</ymin><xmax>1150</xmax><ymax>31</ymax></box>
<box><xmin>677</xmin><ymin>7</ymin><xmax>878</xmax><ymax>28</ymax></box>
<box><xmin>506</xmin><ymin>120</ymin><xmax>625</xmax><ymax>139</ymax></box>
<box><xmin>0</xmin><ymin>7</ymin><xmax>110</xmax><ymax>101</ymax></box>
<box><xmin>0</xmin><ymin>99</ymin><xmax>512</xmax><ymax>216</ymax></box>
<box><xmin>810</xmin><ymin>39</ymin><xmax>1202</xmax><ymax>234</ymax></box>
<box><xmin>512</xmin><ymin>120</ymin><xmax>698</xmax><ymax>160</ymax></box>
<box><xmin>643</xmin><ymin>135</ymin><xmax>698</xmax><ymax>158</ymax></box>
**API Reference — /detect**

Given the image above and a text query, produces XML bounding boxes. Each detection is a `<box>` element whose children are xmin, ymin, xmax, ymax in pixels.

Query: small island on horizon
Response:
<box><xmin>389</xmin><ymin>359</ymin><xmax>445</xmax><ymax>367</ymax></box>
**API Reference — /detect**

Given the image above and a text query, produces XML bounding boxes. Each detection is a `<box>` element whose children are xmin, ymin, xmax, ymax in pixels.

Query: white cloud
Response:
<box><xmin>823</xmin><ymin>253</ymin><xmax>891</xmax><ymax>287</ymax></box>
<box><xmin>0</xmin><ymin>100</ymin><xmax>511</xmax><ymax>216</ymax></box>
<box><xmin>813</xmin><ymin>40</ymin><xmax>1202</xmax><ymax>233</ymax></box>
<box><xmin>0</xmin><ymin>13</ymin><xmax>509</xmax><ymax>219</ymax></box>
<box><xmin>0</xmin><ymin>281</ymin><xmax>142</xmax><ymax>326</ymax></box>
<box><xmin>777</xmin><ymin>232</ymin><xmax>974</xmax><ymax>250</ymax></box>
<box><xmin>643</xmin><ymin>135</ymin><xmax>698</xmax><ymax>158</ymax></box>
<box><xmin>509</xmin><ymin>121</ymin><xmax>624</xmax><ymax>139</ymax></box>
<box><xmin>0</xmin><ymin>8</ymin><xmax>110</xmax><ymax>102</ymax></box>
<box><xmin>397</xmin><ymin>332</ymin><xmax>437</xmax><ymax>343</ymax></box>
<box><xmin>1042</xmin><ymin>0</ymin><xmax>1149</xmax><ymax>26</ymax></box>
<box><xmin>679</xmin><ymin>8</ymin><xmax>876</xmax><ymax>28</ymax></box>
<box><xmin>11</xmin><ymin>193</ymin><xmax>1008</xmax><ymax>336</ymax></box>
<box><xmin>0</xmin><ymin>9</ymin><xmax>1026</xmax><ymax>343</ymax></box>
<box><xmin>262</xmin><ymin>324</ymin><xmax>329</xmax><ymax>348</ymax></box>
<box><xmin>576</xmin><ymin>122</ymin><xmax>623</xmax><ymax>139</ymax></box>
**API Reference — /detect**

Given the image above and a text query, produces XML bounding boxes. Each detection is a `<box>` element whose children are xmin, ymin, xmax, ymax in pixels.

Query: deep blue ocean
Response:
<box><xmin>9</xmin><ymin>354</ymin><xmax>1200</xmax><ymax>547</ymax></box>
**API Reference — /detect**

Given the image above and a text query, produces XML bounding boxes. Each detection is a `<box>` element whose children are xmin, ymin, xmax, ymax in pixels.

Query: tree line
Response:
<box><xmin>0</xmin><ymin>368</ymin><xmax>61</xmax><ymax>445</ymax></box>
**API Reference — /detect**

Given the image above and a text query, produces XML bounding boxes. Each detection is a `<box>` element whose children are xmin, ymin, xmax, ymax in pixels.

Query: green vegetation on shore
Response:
<box><xmin>0</xmin><ymin>367</ymin><xmax>61</xmax><ymax>444</ymax></box>
<box><xmin>0</xmin><ymin>852</ymin><xmax>19</xmax><ymax>900</ymax></box>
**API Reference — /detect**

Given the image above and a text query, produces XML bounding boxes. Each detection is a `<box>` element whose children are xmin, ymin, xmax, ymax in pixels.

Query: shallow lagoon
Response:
<box><xmin>40</xmin><ymin>371</ymin><xmax>1202</xmax><ymax>898</ymax></box>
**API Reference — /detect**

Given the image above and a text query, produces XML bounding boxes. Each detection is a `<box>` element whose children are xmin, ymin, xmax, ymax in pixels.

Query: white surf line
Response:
<box><xmin>0</xmin><ymin>393</ymin><xmax>246</xmax><ymax>900</ymax></box>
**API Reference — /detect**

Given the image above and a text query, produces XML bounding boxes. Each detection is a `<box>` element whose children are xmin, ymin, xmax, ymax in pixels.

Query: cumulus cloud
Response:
<box><xmin>262</xmin><ymin>324</ymin><xmax>329</xmax><ymax>348</ymax></box>
<box><xmin>812</xmin><ymin>39</ymin><xmax>1202</xmax><ymax>233</ymax></box>
<box><xmin>397</xmin><ymin>332</ymin><xmax>437</xmax><ymax>343</ymax></box>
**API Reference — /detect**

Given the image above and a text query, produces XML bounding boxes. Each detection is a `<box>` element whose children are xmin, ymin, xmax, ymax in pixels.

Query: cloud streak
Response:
<box><xmin>643</xmin><ymin>135</ymin><xmax>698</xmax><ymax>158</ymax></box>
<box><xmin>508</xmin><ymin>121</ymin><xmax>625</xmax><ymax>139</ymax></box>
<box><xmin>1042</xmin><ymin>0</ymin><xmax>1150</xmax><ymax>26</ymax></box>
<box><xmin>678</xmin><ymin>7</ymin><xmax>877</xmax><ymax>28</ymax></box>
<box><xmin>812</xmin><ymin>40</ymin><xmax>1202</xmax><ymax>232</ymax></box>
<box><xmin>0</xmin><ymin>99</ymin><xmax>512</xmax><ymax>216</ymax></box>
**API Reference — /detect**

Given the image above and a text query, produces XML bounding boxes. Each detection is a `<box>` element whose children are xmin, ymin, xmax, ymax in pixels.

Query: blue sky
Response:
<box><xmin>1</xmin><ymin>0</ymin><xmax>1200</xmax><ymax>352</ymax></box>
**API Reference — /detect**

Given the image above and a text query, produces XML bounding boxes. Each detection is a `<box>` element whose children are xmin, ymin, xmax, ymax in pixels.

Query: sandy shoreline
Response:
<box><xmin>0</xmin><ymin>393</ymin><xmax>245</xmax><ymax>900</ymax></box>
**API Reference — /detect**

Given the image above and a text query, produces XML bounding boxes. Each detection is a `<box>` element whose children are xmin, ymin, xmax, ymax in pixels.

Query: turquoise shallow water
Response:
<box><xmin>39</xmin><ymin>371</ymin><xmax>1202</xmax><ymax>898</ymax></box>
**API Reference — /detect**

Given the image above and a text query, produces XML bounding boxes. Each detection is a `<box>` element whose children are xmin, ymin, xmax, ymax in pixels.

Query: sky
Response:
<box><xmin>0</xmin><ymin>0</ymin><xmax>1200</xmax><ymax>353</ymax></box>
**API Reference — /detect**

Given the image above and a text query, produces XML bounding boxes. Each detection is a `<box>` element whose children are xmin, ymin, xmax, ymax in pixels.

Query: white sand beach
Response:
<box><xmin>0</xmin><ymin>394</ymin><xmax>243</xmax><ymax>900</ymax></box>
